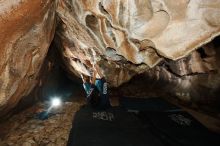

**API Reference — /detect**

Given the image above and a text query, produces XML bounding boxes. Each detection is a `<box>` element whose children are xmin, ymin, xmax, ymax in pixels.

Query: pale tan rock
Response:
<box><xmin>22</xmin><ymin>139</ymin><xmax>36</xmax><ymax>146</ymax></box>
<box><xmin>0</xmin><ymin>0</ymin><xmax>57</xmax><ymax>115</ymax></box>
<box><xmin>55</xmin><ymin>0</ymin><xmax>220</xmax><ymax>87</ymax></box>
<box><xmin>0</xmin><ymin>0</ymin><xmax>220</xmax><ymax>135</ymax></box>
<box><xmin>46</xmin><ymin>143</ymin><xmax>56</xmax><ymax>146</ymax></box>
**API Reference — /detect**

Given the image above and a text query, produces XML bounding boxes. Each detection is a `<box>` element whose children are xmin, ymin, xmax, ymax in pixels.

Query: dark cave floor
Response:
<box><xmin>68</xmin><ymin>97</ymin><xmax>220</xmax><ymax>146</ymax></box>
<box><xmin>0</xmin><ymin>96</ymin><xmax>219</xmax><ymax>146</ymax></box>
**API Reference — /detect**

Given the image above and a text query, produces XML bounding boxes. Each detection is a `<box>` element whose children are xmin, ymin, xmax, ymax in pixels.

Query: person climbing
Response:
<box><xmin>80</xmin><ymin>63</ymin><xmax>111</xmax><ymax>109</ymax></box>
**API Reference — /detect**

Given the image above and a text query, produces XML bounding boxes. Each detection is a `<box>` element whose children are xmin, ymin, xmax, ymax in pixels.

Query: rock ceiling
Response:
<box><xmin>0</xmin><ymin>0</ymin><xmax>220</xmax><ymax>119</ymax></box>
<box><xmin>56</xmin><ymin>0</ymin><xmax>220</xmax><ymax>85</ymax></box>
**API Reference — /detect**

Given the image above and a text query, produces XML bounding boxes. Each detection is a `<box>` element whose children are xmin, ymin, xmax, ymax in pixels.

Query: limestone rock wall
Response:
<box><xmin>0</xmin><ymin>0</ymin><xmax>220</xmax><ymax>131</ymax></box>
<box><xmin>0</xmin><ymin>0</ymin><xmax>57</xmax><ymax>115</ymax></box>
<box><xmin>55</xmin><ymin>0</ymin><xmax>220</xmax><ymax>132</ymax></box>
<box><xmin>55</xmin><ymin>0</ymin><xmax>220</xmax><ymax>87</ymax></box>
<box><xmin>118</xmin><ymin>37</ymin><xmax>220</xmax><ymax>132</ymax></box>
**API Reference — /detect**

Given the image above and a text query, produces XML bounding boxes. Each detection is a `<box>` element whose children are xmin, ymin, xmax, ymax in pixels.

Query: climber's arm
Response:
<box><xmin>90</xmin><ymin>70</ymin><xmax>97</xmax><ymax>84</ymax></box>
<box><xmin>93</xmin><ymin>64</ymin><xmax>104</xmax><ymax>79</ymax></box>
<box><xmin>80</xmin><ymin>74</ymin><xmax>87</xmax><ymax>83</ymax></box>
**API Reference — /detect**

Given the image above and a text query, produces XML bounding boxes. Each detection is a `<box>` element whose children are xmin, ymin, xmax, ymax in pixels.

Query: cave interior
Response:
<box><xmin>0</xmin><ymin>0</ymin><xmax>220</xmax><ymax>146</ymax></box>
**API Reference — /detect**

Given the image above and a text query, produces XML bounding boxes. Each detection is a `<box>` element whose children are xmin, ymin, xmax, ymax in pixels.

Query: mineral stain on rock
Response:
<box><xmin>0</xmin><ymin>0</ymin><xmax>220</xmax><ymax>144</ymax></box>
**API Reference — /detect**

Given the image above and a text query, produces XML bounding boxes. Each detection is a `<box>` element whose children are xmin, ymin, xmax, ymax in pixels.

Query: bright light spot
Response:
<box><xmin>51</xmin><ymin>98</ymin><xmax>61</xmax><ymax>107</ymax></box>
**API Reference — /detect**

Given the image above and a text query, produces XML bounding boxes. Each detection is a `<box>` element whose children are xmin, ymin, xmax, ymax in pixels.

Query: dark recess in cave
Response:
<box><xmin>12</xmin><ymin>43</ymin><xmax>85</xmax><ymax>116</ymax></box>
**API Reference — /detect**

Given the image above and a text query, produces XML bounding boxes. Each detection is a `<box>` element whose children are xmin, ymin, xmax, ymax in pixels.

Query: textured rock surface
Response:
<box><xmin>118</xmin><ymin>37</ymin><xmax>220</xmax><ymax>132</ymax></box>
<box><xmin>0</xmin><ymin>101</ymin><xmax>83</xmax><ymax>146</ymax></box>
<box><xmin>0</xmin><ymin>0</ymin><xmax>220</xmax><ymax>133</ymax></box>
<box><xmin>54</xmin><ymin>1</ymin><xmax>220</xmax><ymax>132</ymax></box>
<box><xmin>1</xmin><ymin>0</ymin><xmax>220</xmax><ymax>110</ymax></box>
<box><xmin>0</xmin><ymin>0</ymin><xmax>57</xmax><ymax>114</ymax></box>
<box><xmin>56</xmin><ymin>0</ymin><xmax>220</xmax><ymax>87</ymax></box>
<box><xmin>55</xmin><ymin>0</ymin><xmax>149</xmax><ymax>87</ymax></box>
